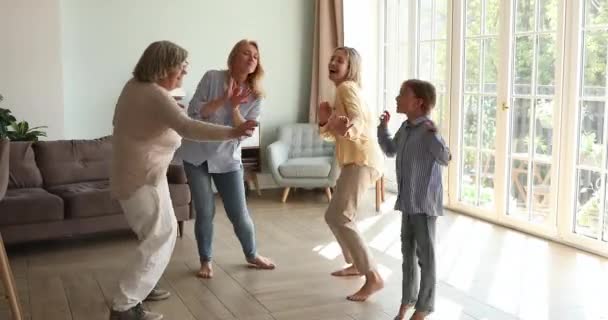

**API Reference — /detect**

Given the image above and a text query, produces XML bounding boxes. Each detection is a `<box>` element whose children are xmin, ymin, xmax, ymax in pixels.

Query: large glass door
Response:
<box><xmin>456</xmin><ymin>0</ymin><xmax>500</xmax><ymax>211</ymax></box>
<box><xmin>505</xmin><ymin>0</ymin><xmax>561</xmax><ymax>230</ymax></box>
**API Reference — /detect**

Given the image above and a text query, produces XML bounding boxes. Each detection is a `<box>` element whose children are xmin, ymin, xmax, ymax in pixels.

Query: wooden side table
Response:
<box><xmin>242</xmin><ymin>146</ymin><xmax>261</xmax><ymax>196</ymax></box>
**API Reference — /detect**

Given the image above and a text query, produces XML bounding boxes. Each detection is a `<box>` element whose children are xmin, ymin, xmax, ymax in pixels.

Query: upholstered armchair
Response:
<box><xmin>267</xmin><ymin>123</ymin><xmax>339</xmax><ymax>202</ymax></box>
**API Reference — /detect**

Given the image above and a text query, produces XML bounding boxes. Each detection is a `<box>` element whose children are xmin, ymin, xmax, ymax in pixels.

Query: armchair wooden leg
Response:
<box><xmin>325</xmin><ymin>187</ymin><xmax>332</xmax><ymax>202</ymax></box>
<box><xmin>177</xmin><ymin>221</ymin><xmax>184</xmax><ymax>238</ymax></box>
<box><xmin>281</xmin><ymin>187</ymin><xmax>290</xmax><ymax>203</ymax></box>
<box><xmin>380</xmin><ymin>175</ymin><xmax>385</xmax><ymax>202</ymax></box>
<box><xmin>375</xmin><ymin>177</ymin><xmax>383</xmax><ymax>212</ymax></box>
<box><xmin>0</xmin><ymin>233</ymin><xmax>23</xmax><ymax>320</ymax></box>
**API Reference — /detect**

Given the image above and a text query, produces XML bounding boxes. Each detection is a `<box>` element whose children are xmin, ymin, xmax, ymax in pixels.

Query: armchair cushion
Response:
<box><xmin>279</xmin><ymin>157</ymin><xmax>333</xmax><ymax>178</ymax></box>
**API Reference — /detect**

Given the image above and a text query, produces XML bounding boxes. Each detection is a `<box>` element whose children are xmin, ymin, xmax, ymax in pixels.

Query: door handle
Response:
<box><xmin>502</xmin><ymin>102</ymin><xmax>509</xmax><ymax>111</ymax></box>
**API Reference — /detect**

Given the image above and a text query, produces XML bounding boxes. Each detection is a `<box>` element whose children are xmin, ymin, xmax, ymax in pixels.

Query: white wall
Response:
<box><xmin>0</xmin><ymin>0</ymin><xmax>65</xmax><ymax>140</ymax></box>
<box><xmin>61</xmin><ymin>0</ymin><xmax>315</xmax><ymax>151</ymax></box>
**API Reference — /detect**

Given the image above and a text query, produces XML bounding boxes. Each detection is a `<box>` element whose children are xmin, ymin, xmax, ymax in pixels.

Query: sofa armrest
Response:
<box><xmin>167</xmin><ymin>164</ymin><xmax>187</xmax><ymax>184</ymax></box>
<box><xmin>267</xmin><ymin>141</ymin><xmax>289</xmax><ymax>185</ymax></box>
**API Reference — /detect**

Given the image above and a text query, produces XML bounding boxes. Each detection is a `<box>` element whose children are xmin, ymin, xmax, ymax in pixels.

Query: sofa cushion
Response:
<box><xmin>0</xmin><ymin>188</ymin><xmax>64</xmax><ymax>226</ymax></box>
<box><xmin>8</xmin><ymin>141</ymin><xmax>43</xmax><ymax>188</ymax></box>
<box><xmin>34</xmin><ymin>136</ymin><xmax>112</xmax><ymax>187</ymax></box>
<box><xmin>279</xmin><ymin>156</ymin><xmax>333</xmax><ymax>178</ymax></box>
<box><xmin>169</xmin><ymin>183</ymin><xmax>191</xmax><ymax>206</ymax></box>
<box><xmin>47</xmin><ymin>180</ymin><xmax>121</xmax><ymax>219</ymax></box>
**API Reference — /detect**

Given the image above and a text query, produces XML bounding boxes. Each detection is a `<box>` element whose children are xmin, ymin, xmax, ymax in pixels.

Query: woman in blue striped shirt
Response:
<box><xmin>176</xmin><ymin>40</ymin><xmax>275</xmax><ymax>279</ymax></box>
<box><xmin>377</xmin><ymin>79</ymin><xmax>451</xmax><ymax>320</ymax></box>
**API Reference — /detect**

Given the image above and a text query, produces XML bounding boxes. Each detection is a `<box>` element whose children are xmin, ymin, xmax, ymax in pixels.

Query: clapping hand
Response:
<box><xmin>329</xmin><ymin>115</ymin><xmax>353</xmax><ymax>137</ymax></box>
<box><xmin>318</xmin><ymin>101</ymin><xmax>332</xmax><ymax>125</ymax></box>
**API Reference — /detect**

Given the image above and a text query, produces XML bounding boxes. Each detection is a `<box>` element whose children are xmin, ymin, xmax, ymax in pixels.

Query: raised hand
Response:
<box><xmin>330</xmin><ymin>115</ymin><xmax>353</xmax><ymax>137</ymax></box>
<box><xmin>224</xmin><ymin>77</ymin><xmax>251</xmax><ymax>108</ymax></box>
<box><xmin>229</xmin><ymin>86</ymin><xmax>251</xmax><ymax>108</ymax></box>
<box><xmin>318</xmin><ymin>101</ymin><xmax>332</xmax><ymax>125</ymax></box>
<box><xmin>232</xmin><ymin>119</ymin><xmax>258</xmax><ymax>138</ymax></box>
<box><xmin>423</xmin><ymin>119</ymin><xmax>437</xmax><ymax>133</ymax></box>
<box><xmin>379</xmin><ymin>110</ymin><xmax>391</xmax><ymax>128</ymax></box>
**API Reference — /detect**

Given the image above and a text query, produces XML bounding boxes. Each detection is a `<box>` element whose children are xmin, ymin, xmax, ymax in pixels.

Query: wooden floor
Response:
<box><xmin>2</xmin><ymin>189</ymin><xmax>608</xmax><ymax>320</ymax></box>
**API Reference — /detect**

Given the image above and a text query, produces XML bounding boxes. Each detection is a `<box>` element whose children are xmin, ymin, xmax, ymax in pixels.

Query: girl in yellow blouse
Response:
<box><xmin>318</xmin><ymin>46</ymin><xmax>385</xmax><ymax>302</ymax></box>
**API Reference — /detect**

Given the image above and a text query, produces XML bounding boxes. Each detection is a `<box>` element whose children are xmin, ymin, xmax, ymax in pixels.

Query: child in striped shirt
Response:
<box><xmin>377</xmin><ymin>79</ymin><xmax>451</xmax><ymax>320</ymax></box>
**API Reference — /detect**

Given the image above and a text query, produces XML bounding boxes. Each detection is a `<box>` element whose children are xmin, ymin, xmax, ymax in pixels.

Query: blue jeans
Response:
<box><xmin>183</xmin><ymin>161</ymin><xmax>256</xmax><ymax>263</ymax></box>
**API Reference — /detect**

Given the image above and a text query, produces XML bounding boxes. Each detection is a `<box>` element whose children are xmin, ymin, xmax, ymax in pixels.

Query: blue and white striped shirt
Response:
<box><xmin>175</xmin><ymin>70</ymin><xmax>261</xmax><ymax>173</ymax></box>
<box><xmin>377</xmin><ymin>116</ymin><xmax>451</xmax><ymax>216</ymax></box>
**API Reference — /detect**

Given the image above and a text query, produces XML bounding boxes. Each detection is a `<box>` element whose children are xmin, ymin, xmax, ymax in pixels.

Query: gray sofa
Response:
<box><xmin>0</xmin><ymin>137</ymin><xmax>192</xmax><ymax>245</ymax></box>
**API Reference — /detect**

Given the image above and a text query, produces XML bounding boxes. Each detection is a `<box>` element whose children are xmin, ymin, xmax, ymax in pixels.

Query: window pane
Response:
<box><xmin>578</xmin><ymin>100</ymin><xmax>606</xmax><ymax>168</ymax></box>
<box><xmin>461</xmin><ymin>148</ymin><xmax>479</xmax><ymax>205</ymax></box>
<box><xmin>465</xmin><ymin>39</ymin><xmax>481</xmax><ymax>92</ymax></box>
<box><xmin>575</xmin><ymin>169</ymin><xmax>602</xmax><ymax>239</ymax></box>
<box><xmin>537</xmin><ymin>34</ymin><xmax>557</xmax><ymax>95</ymax></box>
<box><xmin>483</xmin><ymin>38</ymin><xmax>499</xmax><ymax>93</ymax></box>
<box><xmin>584</xmin><ymin>0</ymin><xmax>608</xmax><ymax>27</ymax></box>
<box><xmin>434</xmin><ymin>41</ymin><xmax>448</xmax><ymax>86</ymax></box>
<box><xmin>582</xmin><ymin>31</ymin><xmax>608</xmax><ymax>97</ymax></box>
<box><xmin>512</xmin><ymin>98</ymin><xmax>533</xmax><ymax>154</ymax></box>
<box><xmin>535</xmin><ymin>98</ymin><xmax>554</xmax><ymax>156</ymax></box>
<box><xmin>481</xmin><ymin>96</ymin><xmax>497</xmax><ymax>149</ymax></box>
<box><xmin>510</xmin><ymin>159</ymin><xmax>530</xmax><ymax>217</ymax></box>
<box><xmin>431</xmin><ymin>94</ymin><xmax>445</xmax><ymax>124</ymax></box>
<box><xmin>514</xmin><ymin>35</ymin><xmax>534</xmax><ymax>95</ymax></box>
<box><xmin>464</xmin><ymin>95</ymin><xmax>480</xmax><ymax>147</ymax></box>
<box><xmin>539</xmin><ymin>0</ymin><xmax>559</xmax><ymax>31</ymax></box>
<box><xmin>466</xmin><ymin>0</ymin><xmax>482</xmax><ymax>36</ymax></box>
<box><xmin>516</xmin><ymin>0</ymin><xmax>536</xmax><ymax>32</ymax></box>
<box><xmin>419</xmin><ymin>41</ymin><xmax>433</xmax><ymax>81</ymax></box>
<box><xmin>604</xmin><ymin>194</ymin><xmax>608</xmax><ymax>241</ymax></box>
<box><xmin>484</xmin><ymin>0</ymin><xmax>500</xmax><ymax>35</ymax></box>
<box><xmin>480</xmin><ymin>151</ymin><xmax>496</xmax><ymax>207</ymax></box>
<box><xmin>531</xmin><ymin>162</ymin><xmax>552</xmax><ymax>221</ymax></box>
<box><xmin>419</xmin><ymin>0</ymin><xmax>433</xmax><ymax>41</ymax></box>
<box><xmin>434</xmin><ymin>0</ymin><xmax>449</xmax><ymax>39</ymax></box>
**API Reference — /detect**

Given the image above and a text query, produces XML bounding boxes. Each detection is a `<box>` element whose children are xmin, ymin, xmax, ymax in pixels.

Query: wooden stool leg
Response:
<box><xmin>252</xmin><ymin>173</ymin><xmax>261</xmax><ymax>196</ymax></box>
<box><xmin>0</xmin><ymin>234</ymin><xmax>23</xmax><ymax>320</ymax></box>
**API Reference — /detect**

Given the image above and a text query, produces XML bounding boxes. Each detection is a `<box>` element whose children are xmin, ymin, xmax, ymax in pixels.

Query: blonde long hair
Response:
<box><xmin>227</xmin><ymin>39</ymin><xmax>265</xmax><ymax>98</ymax></box>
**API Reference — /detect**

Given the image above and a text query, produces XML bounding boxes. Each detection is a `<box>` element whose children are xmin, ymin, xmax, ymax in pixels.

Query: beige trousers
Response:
<box><xmin>112</xmin><ymin>179</ymin><xmax>177</xmax><ymax>311</ymax></box>
<box><xmin>325</xmin><ymin>164</ymin><xmax>380</xmax><ymax>274</ymax></box>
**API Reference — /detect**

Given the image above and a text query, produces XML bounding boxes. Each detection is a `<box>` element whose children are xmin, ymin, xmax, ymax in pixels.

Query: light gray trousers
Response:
<box><xmin>401</xmin><ymin>214</ymin><xmax>436</xmax><ymax>313</ymax></box>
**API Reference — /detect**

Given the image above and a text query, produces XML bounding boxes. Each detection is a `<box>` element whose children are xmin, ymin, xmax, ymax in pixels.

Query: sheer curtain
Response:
<box><xmin>309</xmin><ymin>0</ymin><xmax>344</xmax><ymax>123</ymax></box>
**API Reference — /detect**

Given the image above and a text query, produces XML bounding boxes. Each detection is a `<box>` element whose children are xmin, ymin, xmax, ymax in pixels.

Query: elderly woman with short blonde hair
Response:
<box><xmin>109</xmin><ymin>40</ymin><xmax>256</xmax><ymax>320</ymax></box>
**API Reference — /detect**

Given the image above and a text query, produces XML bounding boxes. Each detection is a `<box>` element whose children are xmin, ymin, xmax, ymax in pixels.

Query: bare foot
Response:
<box><xmin>196</xmin><ymin>261</ymin><xmax>213</xmax><ymax>278</ymax></box>
<box><xmin>331</xmin><ymin>264</ymin><xmax>361</xmax><ymax>277</ymax></box>
<box><xmin>247</xmin><ymin>255</ymin><xmax>276</xmax><ymax>269</ymax></box>
<box><xmin>393</xmin><ymin>303</ymin><xmax>413</xmax><ymax>320</ymax></box>
<box><xmin>346</xmin><ymin>270</ymin><xmax>384</xmax><ymax>302</ymax></box>
<box><xmin>410</xmin><ymin>311</ymin><xmax>428</xmax><ymax>320</ymax></box>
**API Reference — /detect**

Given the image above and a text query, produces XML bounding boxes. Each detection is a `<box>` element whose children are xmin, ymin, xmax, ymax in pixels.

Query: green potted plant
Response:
<box><xmin>7</xmin><ymin>120</ymin><xmax>47</xmax><ymax>142</ymax></box>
